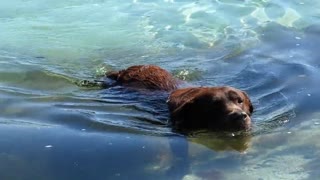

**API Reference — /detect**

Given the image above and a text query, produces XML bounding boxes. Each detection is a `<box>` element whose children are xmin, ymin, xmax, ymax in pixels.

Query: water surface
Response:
<box><xmin>0</xmin><ymin>0</ymin><xmax>320</xmax><ymax>179</ymax></box>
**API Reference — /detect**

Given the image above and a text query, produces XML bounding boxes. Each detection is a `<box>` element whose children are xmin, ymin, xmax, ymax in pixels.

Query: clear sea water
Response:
<box><xmin>1</xmin><ymin>0</ymin><xmax>320</xmax><ymax>179</ymax></box>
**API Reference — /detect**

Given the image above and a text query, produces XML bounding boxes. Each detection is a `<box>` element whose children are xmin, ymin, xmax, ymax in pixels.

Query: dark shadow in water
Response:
<box><xmin>0</xmin><ymin>123</ymin><xmax>190</xmax><ymax>180</ymax></box>
<box><xmin>152</xmin><ymin>131</ymin><xmax>251</xmax><ymax>179</ymax></box>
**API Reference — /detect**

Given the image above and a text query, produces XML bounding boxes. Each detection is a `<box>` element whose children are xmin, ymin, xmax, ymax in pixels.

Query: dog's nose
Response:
<box><xmin>230</xmin><ymin>111</ymin><xmax>248</xmax><ymax>121</ymax></box>
<box><xmin>240</xmin><ymin>111</ymin><xmax>248</xmax><ymax>119</ymax></box>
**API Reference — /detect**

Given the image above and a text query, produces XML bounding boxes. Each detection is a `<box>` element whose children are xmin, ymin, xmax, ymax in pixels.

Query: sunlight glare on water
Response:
<box><xmin>0</xmin><ymin>0</ymin><xmax>316</xmax><ymax>63</ymax></box>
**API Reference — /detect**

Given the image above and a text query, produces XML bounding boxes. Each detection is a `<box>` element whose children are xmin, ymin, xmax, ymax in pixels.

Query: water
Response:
<box><xmin>0</xmin><ymin>0</ymin><xmax>320</xmax><ymax>179</ymax></box>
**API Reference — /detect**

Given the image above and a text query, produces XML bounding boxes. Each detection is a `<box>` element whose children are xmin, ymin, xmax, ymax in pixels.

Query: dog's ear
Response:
<box><xmin>167</xmin><ymin>88</ymin><xmax>202</xmax><ymax>116</ymax></box>
<box><xmin>242</xmin><ymin>91</ymin><xmax>253</xmax><ymax>114</ymax></box>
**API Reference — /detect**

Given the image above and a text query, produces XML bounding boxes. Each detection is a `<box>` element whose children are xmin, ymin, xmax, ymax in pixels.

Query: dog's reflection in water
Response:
<box><xmin>188</xmin><ymin>131</ymin><xmax>251</xmax><ymax>152</ymax></box>
<box><xmin>144</xmin><ymin>131</ymin><xmax>251</xmax><ymax>179</ymax></box>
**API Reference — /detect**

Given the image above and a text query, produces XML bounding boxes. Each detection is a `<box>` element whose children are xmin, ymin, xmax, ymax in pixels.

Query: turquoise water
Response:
<box><xmin>1</xmin><ymin>0</ymin><xmax>320</xmax><ymax>179</ymax></box>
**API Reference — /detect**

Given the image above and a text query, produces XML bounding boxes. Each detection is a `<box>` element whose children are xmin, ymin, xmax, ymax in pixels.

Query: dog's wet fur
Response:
<box><xmin>106</xmin><ymin>65</ymin><xmax>178</xmax><ymax>91</ymax></box>
<box><xmin>168</xmin><ymin>87</ymin><xmax>253</xmax><ymax>131</ymax></box>
<box><xmin>103</xmin><ymin>65</ymin><xmax>253</xmax><ymax>132</ymax></box>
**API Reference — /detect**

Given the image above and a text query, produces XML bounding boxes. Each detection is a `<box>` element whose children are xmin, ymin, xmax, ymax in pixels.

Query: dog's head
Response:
<box><xmin>168</xmin><ymin>86</ymin><xmax>253</xmax><ymax>131</ymax></box>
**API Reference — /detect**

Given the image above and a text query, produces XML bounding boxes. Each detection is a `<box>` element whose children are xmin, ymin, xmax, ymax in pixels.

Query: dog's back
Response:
<box><xmin>106</xmin><ymin>65</ymin><xmax>178</xmax><ymax>91</ymax></box>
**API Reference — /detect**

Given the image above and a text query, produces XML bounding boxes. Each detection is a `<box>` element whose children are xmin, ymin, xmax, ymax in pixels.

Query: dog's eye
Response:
<box><xmin>238</xmin><ymin>98</ymin><xmax>243</xmax><ymax>104</ymax></box>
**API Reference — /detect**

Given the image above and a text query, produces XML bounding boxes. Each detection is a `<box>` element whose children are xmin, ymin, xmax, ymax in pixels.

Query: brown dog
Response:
<box><xmin>105</xmin><ymin>65</ymin><xmax>253</xmax><ymax>131</ymax></box>
<box><xmin>167</xmin><ymin>87</ymin><xmax>253</xmax><ymax>131</ymax></box>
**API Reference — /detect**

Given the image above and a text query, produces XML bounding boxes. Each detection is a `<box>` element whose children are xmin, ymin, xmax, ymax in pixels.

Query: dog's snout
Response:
<box><xmin>230</xmin><ymin>111</ymin><xmax>248</xmax><ymax>121</ymax></box>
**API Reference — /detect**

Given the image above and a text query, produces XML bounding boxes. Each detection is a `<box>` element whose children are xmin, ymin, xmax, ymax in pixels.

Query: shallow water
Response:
<box><xmin>0</xmin><ymin>0</ymin><xmax>320</xmax><ymax>179</ymax></box>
